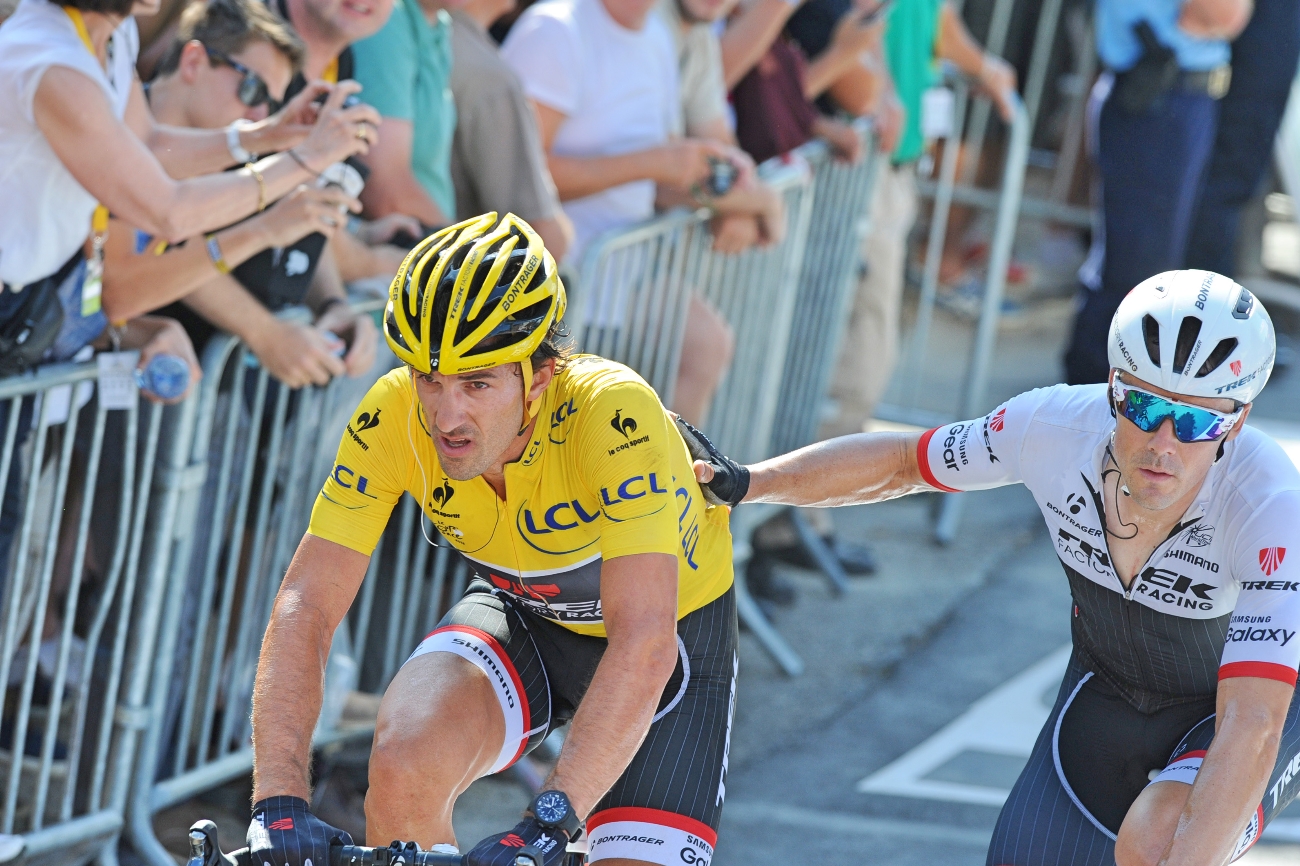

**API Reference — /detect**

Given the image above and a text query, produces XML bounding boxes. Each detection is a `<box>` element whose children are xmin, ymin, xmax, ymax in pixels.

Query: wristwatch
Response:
<box><xmin>529</xmin><ymin>790</ymin><xmax>582</xmax><ymax>839</ymax></box>
<box><xmin>225</xmin><ymin>120</ymin><xmax>256</xmax><ymax>164</ymax></box>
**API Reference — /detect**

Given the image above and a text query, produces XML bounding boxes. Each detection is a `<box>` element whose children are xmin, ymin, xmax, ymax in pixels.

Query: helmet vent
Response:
<box><xmin>1195</xmin><ymin>338</ymin><xmax>1238</xmax><ymax>378</ymax></box>
<box><xmin>1173</xmin><ymin>316</ymin><xmax>1202</xmax><ymax>374</ymax></box>
<box><xmin>1232</xmin><ymin>288</ymin><xmax>1255</xmax><ymax>320</ymax></box>
<box><xmin>1141</xmin><ymin>314</ymin><xmax>1161</xmax><ymax>367</ymax></box>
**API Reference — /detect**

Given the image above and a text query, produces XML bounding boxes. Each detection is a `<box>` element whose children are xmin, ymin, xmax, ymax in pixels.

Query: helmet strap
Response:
<box><xmin>520</xmin><ymin>355</ymin><xmax>543</xmax><ymax>423</ymax></box>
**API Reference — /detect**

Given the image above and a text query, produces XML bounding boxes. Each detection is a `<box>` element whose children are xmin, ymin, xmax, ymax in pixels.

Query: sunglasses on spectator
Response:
<box><xmin>1111</xmin><ymin>376</ymin><xmax>1244</xmax><ymax>443</ymax></box>
<box><xmin>205</xmin><ymin>46</ymin><xmax>281</xmax><ymax>113</ymax></box>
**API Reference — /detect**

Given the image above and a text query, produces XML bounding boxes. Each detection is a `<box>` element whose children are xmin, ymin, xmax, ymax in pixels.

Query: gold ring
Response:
<box><xmin>355</xmin><ymin>124</ymin><xmax>368</xmax><ymax>140</ymax></box>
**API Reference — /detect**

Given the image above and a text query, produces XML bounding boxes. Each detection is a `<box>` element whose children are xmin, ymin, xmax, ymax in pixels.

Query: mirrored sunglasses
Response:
<box><xmin>1111</xmin><ymin>378</ymin><xmax>1243</xmax><ymax>443</ymax></box>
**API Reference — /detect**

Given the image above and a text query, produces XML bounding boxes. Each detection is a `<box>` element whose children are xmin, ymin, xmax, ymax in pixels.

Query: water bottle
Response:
<box><xmin>134</xmin><ymin>354</ymin><xmax>189</xmax><ymax>400</ymax></box>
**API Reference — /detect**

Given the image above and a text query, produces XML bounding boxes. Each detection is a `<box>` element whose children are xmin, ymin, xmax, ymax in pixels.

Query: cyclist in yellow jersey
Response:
<box><xmin>247</xmin><ymin>213</ymin><xmax>739</xmax><ymax>866</ymax></box>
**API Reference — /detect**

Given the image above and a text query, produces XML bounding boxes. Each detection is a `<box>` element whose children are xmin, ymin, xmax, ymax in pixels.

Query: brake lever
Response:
<box><xmin>186</xmin><ymin>820</ymin><xmax>242</xmax><ymax>866</ymax></box>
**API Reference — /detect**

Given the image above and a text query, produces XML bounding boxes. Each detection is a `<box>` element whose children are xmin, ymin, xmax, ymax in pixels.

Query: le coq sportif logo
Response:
<box><xmin>432</xmin><ymin>479</ymin><xmax>455</xmax><ymax>508</ymax></box>
<box><xmin>611</xmin><ymin>409</ymin><xmax>638</xmax><ymax>439</ymax></box>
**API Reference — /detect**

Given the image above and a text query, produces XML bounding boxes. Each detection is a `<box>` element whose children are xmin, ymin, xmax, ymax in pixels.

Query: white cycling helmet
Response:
<box><xmin>1108</xmin><ymin>269</ymin><xmax>1276</xmax><ymax>403</ymax></box>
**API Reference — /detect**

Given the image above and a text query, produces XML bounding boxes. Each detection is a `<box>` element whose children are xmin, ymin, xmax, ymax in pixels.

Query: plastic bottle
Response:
<box><xmin>134</xmin><ymin>354</ymin><xmax>189</xmax><ymax>400</ymax></box>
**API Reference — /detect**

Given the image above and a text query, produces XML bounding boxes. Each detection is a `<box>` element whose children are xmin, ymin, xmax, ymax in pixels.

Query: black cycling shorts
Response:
<box><xmin>405</xmin><ymin>580</ymin><xmax>738</xmax><ymax>866</ymax></box>
<box><xmin>986</xmin><ymin>651</ymin><xmax>1300</xmax><ymax>865</ymax></box>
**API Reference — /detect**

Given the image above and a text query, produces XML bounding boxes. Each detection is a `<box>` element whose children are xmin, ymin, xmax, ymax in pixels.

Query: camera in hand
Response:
<box><xmin>705</xmin><ymin>157</ymin><xmax>738</xmax><ymax>198</ymax></box>
<box><xmin>313</xmin><ymin>91</ymin><xmax>363</xmax><ymax>110</ymax></box>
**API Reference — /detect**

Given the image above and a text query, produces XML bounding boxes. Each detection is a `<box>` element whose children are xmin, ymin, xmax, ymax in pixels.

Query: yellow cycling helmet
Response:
<box><xmin>385</xmin><ymin>213</ymin><xmax>567</xmax><ymax>414</ymax></box>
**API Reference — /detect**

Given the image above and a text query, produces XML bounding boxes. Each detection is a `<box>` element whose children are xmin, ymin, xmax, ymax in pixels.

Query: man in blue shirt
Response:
<box><xmin>1064</xmin><ymin>0</ymin><xmax>1252</xmax><ymax>385</ymax></box>
<box><xmin>1186</xmin><ymin>0</ymin><xmax>1300</xmax><ymax>277</ymax></box>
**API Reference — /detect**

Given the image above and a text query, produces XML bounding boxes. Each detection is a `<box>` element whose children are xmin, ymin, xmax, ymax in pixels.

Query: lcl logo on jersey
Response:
<box><xmin>1260</xmin><ymin>547</ymin><xmax>1287</xmax><ymax>576</ymax></box>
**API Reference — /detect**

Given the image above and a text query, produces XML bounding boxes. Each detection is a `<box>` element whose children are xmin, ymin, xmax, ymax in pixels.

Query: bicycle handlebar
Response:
<box><xmin>185</xmin><ymin>820</ymin><xmax>539</xmax><ymax>866</ymax></box>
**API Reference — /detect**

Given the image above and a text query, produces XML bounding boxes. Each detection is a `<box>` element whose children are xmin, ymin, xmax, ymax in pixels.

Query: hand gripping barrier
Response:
<box><xmin>121</xmin><ymin>305</ymin><xmax>470</xmax><ymax>866</ymax></box>
<box><xmin>0</xmin><ymin>360</ymin><xmax>173</xmax><ymax>866</ymax></box>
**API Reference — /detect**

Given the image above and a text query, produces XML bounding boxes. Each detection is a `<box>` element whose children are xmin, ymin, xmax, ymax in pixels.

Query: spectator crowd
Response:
<box><xmin>0</xmin><ymin>0</ymin><xmax>1291</xmax><ymax>597</ymax></box>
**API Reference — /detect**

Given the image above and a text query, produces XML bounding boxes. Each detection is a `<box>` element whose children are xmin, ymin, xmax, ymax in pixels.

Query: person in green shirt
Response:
<box><xmin>351</xmin><ymin>0</ymin><xmax>461</xmax><ymax>226</ymax></box>
<box><xmin>821</xmin><ymin>0</ymin><xmax>1015</xmax><ymax>440</ymax></box>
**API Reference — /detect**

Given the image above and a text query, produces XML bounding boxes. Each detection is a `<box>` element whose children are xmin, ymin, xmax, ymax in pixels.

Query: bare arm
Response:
<box><xmin>543</xmin><ymin>552</ymin><xmax>680</xmax><ymax>817</ymax></box>
<box><xmin>330</xmin><ymin>228</ymin><xmax>406</xmax><ymax>283</ymax></box>
<box><xmin>936</xmin><ymin>1</ymin><xmax>1017</xmax><ymax>121</ymax></box>
<box><xmin>122</xmin><ymin>77</ymin><xmax>330</xmax><ymax>180</ymax></box>
<box><xmin>700</xmin><ymin>431</ymin><xmax>932</xmax><ymax>507</ymax></box>
<box><xmin>306</xmin><ymin>246</ymin><xmax>379</xmax><ymax>378</ymax></box>
<box><xmin>532</xmin><ymin>101</ymin><xmax>719</xmax><ymax>201</ymax></box>
<box><xmin>1179</xmin><ymin>0</ymin><xmax>1253</xmax><ymax>39</ymax></box>
<box><xmin>33</xmin><ymin>70</ymin><xmax>379</xmax><ymax>242</ymax></box>
<box><xmin>1157</xmin><ymin>677</ymin><xmax>1291</xmax><ymax>866</ymax></box>
<box><xmin>252</xmin><ymin>533</ymin><xmax>371</xmax><ymax>801</ymax></box>
<box><xmin>803</xmin><ymin>3</ymin><xmax>884</xmax><ymax>101</ymax></box>
<box><xmin>826</xmin><ymin>39</ymin><xmax>889</xmax><ymax>116</ymax></box>
<box><xmin>101</xmin><ymin>186</ymin><xmax>357</xmax><ymax>321</ymax></box>
<box><xmin>358</xmin><ymin>117</ymin><xmax>450</xmax><ymax>226</ymax></box>
<box><xmin>182</xmin><ymin>273</ymin><xmax>347</xmax><ymax>388</ymax></box>
<box><xmin>721</xmin><ymin>0</ymin><xmax>799</xmax><ymax>89</ymax></box>
<box><xmin>530</xmin><ymin>214</ymin><xmax>575</xmax><ymax>263</ymax></box>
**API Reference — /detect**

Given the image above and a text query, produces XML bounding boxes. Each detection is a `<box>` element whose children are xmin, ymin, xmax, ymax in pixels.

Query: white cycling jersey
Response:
<box><xmin>919</xmin><ymin>383</ymin><xmax>1300</xmax><ymax>711</ymax></box>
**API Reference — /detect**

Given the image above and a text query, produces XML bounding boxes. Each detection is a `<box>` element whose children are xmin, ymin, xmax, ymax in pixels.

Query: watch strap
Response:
<box><xmin>530</xmin><ymin>791</ymin><xmax>583</xmax><ymax>838</ymax></box>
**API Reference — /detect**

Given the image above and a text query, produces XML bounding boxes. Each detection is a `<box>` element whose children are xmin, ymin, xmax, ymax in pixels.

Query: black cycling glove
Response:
<box><xmin>465</xmin><ymin>817</ymin><xmax>569</xmax><ymax>866</ymax></box>
<box><xmin>674</xmin><ymin>416</ymin><xmax>750</xmax><ymax>507</ymax></box>
<box><xmin>247</xmin><ymin>796</ymin><xmax>352</xmax><ymax>866</ymax></box>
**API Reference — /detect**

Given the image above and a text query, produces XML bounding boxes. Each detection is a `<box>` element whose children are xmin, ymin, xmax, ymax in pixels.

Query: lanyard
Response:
<box><xmin>64</xmin><ymin>7</ymin><xmax>109</xmax><ymax>316</ymax></box>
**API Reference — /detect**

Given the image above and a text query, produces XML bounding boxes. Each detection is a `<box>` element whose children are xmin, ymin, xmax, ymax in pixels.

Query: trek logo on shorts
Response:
<box><xmin>1268</xmin><ymin>749</ymin><xmax>1300</xmax><ymax>810</ymax></box>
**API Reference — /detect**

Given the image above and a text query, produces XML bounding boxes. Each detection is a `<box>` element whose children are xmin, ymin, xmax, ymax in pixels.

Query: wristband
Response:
<box><xmin>205</xmin><ymin>233</ymin><xmax>230</xmax><ymax>274</ymax></box>
<box><xmin>226</xmin><ymin>120</ymin><xmax>254</xmax><ymax>163</ymax></box>
<box><xmin>288</xmin><ymin>148</ymin><xmax>322</xmax><ymax>177</ymax></box>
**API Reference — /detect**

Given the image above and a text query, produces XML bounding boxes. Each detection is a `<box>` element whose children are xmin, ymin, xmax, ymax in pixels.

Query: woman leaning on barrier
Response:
<box><xmin>0</xmin><ymin>0</ymin><xmax>381</xmax><ymax>377</ymax></box>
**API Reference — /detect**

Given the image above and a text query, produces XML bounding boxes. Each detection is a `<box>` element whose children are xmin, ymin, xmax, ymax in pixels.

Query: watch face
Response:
<box><xmin>534</xmin><ymin>791</ymin><xmax>569</xmax><ymax>825</ymax></box>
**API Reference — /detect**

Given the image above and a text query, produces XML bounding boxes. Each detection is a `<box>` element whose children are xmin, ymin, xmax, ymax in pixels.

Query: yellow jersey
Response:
<box><xmin>308</xmin><ymin>355</ymin><xmax>734</xmax><ymax>636</ymax></box>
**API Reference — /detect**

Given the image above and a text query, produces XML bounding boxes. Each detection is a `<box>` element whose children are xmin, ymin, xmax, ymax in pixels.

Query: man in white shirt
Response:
<box><xmin>502</xmin><ymin>0</ymin><xmax>754</xmax><ymax>422</ymax></box>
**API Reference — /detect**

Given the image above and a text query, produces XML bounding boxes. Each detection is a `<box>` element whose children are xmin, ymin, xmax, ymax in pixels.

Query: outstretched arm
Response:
<box><xmin>697</xmin><ymin>431</ymin><xmax>932</xmax><ymax>507</ymax></box>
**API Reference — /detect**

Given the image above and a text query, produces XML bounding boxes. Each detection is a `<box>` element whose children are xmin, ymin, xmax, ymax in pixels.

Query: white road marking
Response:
<box><xmin>723</xmin><ymin>801</ymin><xmax>989</xmax><ymax>847</ymax></box>
<box><xmin>856</xmin><ymin>645</ymin><xmax>1071</xmax><ymax>806</ymax></box>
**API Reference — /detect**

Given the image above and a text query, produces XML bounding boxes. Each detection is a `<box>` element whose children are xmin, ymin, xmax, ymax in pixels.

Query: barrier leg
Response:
<box><xmin>787</xmin><ymin>509</ymin><xmax>849</xmax><ymax>595</ymax></box>
<box><xmin>734</xmin><ymin>561</ymin><xmax>803</xmax><ymax>677</ymax></box>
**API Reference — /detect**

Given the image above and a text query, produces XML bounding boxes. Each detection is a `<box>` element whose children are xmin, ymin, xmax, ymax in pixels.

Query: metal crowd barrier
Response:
<box><xmin>877</xmin><ymin>87</ymin><xmax>1032</xmax><ymax>543</ymax></box>
<box><xmin>119</xmin><ymin>307</ymin><xmax>471</xmax><ymax>866</ymax></box>
<box><xmin>571</xmin><ymin>128</ymin><xmax>878</xmax><ymax>675</ymax></box>
<box><xmin>766</xmin><ymin>126</ymin><xmax>882</xmax><ymax>602</ymax></box>
<box><xmin>0</xmin><ymin>360</ymin><xmax>175</xmax><ymax>866</ymax></box>
<box><xmin>1</xmin><ymin>134</ymin><xmax>884</xmax><ymax>862</ymax></box>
